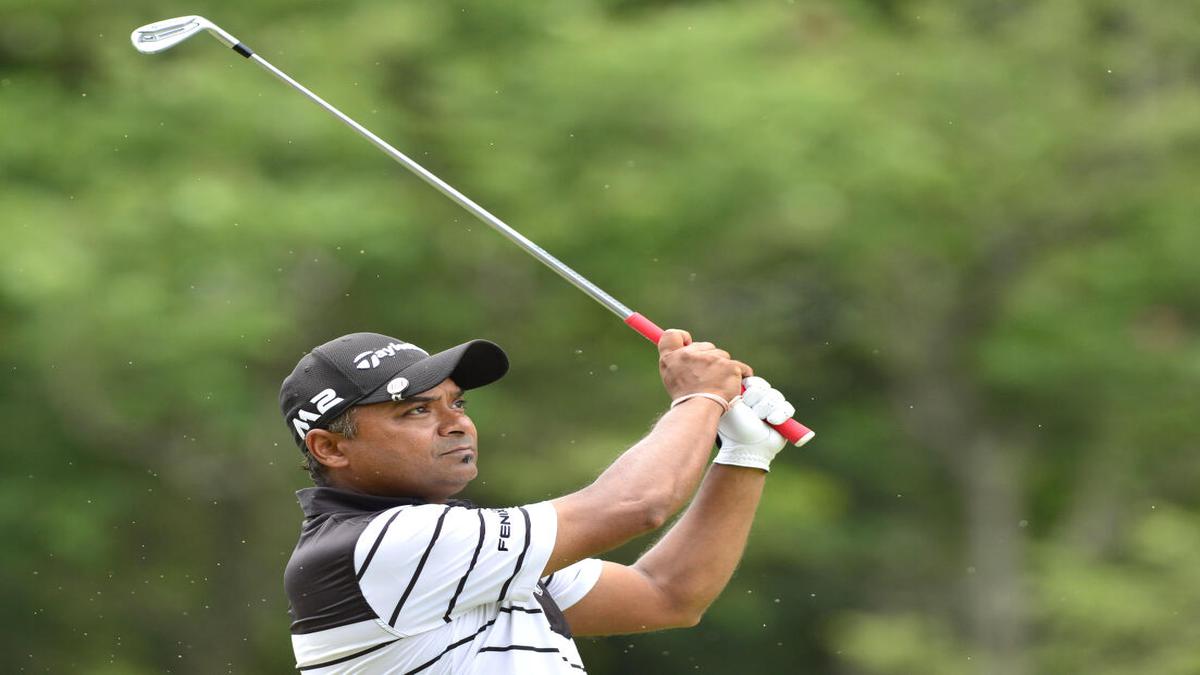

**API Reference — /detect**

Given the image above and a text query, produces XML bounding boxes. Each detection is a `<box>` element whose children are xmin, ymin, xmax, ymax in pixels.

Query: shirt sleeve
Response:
<box><xmin>353</xmin><ymin>501</ymin><xmax>557</xmax><ymax>636</ymax></box>
<box><xmin>541</xmin><ymin>558</ymin><xmax>604</xmax><ymax>610</ymax></box>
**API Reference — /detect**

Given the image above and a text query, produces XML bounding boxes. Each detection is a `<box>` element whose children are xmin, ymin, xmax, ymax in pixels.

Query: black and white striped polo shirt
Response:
<box><xmin>285</xmin><ymin>487</ymin><xmax>602</xmax><ymax>674</ymax></box>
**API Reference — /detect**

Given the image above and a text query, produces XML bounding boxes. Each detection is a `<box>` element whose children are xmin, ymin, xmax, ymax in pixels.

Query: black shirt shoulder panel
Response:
<box><xmin>285</xmin><ymin>487</ymin><xmax>480</xmax><ymax>635</ymax></box>
<box><xmin>285</xmin><ymin>510</ymin><xmax>381</xmax><ymax>635</ymax></box>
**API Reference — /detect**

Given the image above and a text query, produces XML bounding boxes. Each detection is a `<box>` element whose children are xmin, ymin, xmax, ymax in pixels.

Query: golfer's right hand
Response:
<box><xmin>657</xmin><ymin>329</ymin><xmax>752</xmax><ymax>402</ymax></box>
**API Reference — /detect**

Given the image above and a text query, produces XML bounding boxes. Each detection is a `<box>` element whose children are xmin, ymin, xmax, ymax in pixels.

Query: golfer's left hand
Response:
<box><xmin>714</xmin><ymin>377</ymin><xmax>792</xmax><ymax>472</ymax></box>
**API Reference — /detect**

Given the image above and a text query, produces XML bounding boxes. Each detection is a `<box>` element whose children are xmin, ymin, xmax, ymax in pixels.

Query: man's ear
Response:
<box><xmin>305</xmin><ymin>429</ymin><xmax>350</xmax><ymax>470</ymax></box>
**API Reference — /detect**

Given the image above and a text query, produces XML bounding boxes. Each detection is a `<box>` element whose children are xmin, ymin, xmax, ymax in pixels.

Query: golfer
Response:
<box><xmin>280</xmin><ymin>330</ymin><xmax>796</xmax><ymax>673</ymax></box>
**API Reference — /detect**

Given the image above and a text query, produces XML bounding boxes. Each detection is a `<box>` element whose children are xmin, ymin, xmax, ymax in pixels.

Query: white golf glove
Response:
<box><xmin>714</xmin><ymin>377</ymin><xmax>793</xmax><ymax>472</ymax></box>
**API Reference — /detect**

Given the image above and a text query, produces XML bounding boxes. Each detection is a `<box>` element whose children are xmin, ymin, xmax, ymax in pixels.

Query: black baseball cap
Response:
<box><xmin>280</xmin><ymin>332</ymin><xmax>509</xmax><ymax>448</ymax></box>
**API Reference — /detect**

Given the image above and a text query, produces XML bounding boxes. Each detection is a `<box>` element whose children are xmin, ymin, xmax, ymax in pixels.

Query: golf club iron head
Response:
<box><xmin>131</xmin><ymin>15</ymin><xmax>235</xmax><ymax>54</ymax></box>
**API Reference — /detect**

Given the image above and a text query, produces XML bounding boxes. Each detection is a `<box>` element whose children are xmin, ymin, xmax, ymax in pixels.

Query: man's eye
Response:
<box><xmin>404</xmin><ymin>406</ymin><xmax>428</xmax><ymax>416</ymax></box>
<box><xmin>454</xmin><ymin>399</ymin><xmax>468</xmax><ymax>409</ymax></box>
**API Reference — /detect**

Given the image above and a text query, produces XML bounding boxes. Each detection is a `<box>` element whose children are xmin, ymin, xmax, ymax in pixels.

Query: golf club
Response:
<box><xmin>130</xmin><ymin>15</ymin><xmax>815</xmax><ymax>446</ymax></box>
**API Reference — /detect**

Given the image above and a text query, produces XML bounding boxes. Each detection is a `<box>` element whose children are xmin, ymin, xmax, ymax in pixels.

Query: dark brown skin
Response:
<box><xmin>305</xmin><ymin>330</ymin><xmax>750</xmax><ymax>504</ymax></box>
<box><xmin>306</xmin><ymin>329</ymin><xmax>774</xmax><ymax>635</ymax></box>
<box><xmin>304</xmin><ymin>378</ymin><xmax>477</xmax><ymax>502</ymax></box>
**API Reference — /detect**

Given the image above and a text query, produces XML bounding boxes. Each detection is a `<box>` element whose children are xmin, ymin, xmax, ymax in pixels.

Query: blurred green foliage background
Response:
<box><xmin>3</xmin><ymin>0</ymin><xmax>1199</xmax><ymax>672</ymax></box>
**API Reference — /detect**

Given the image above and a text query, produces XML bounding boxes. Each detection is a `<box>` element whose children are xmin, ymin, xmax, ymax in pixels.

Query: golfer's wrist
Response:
<box><xmin>713</xmin><ymin>448</ymin><xmax>773</xmax><ymax>472</ymax></box>
<box><xmin>669</xmin><ymin>392</ymin><xmax>730</xmax><ymax>414</ymax></box>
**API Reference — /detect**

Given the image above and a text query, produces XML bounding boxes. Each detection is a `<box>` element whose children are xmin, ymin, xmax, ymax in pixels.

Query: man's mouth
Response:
<box><xmin>442</xmin><ymin>446</ymin><xmax>475</xmax><ymax>463</ymax></box>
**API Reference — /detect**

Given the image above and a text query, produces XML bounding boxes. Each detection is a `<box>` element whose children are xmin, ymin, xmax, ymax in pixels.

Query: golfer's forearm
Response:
<box><xmin>547</xmin><ymin>398</ymin><xmax>726</xmax><ymax>572</ymax></box>
<box><xmin>586</xmin><ymin>398</ymin><xmax>723</xmax><ymax>524</ymax></box>
<box><xmin>634</xmin><ymin>463</ymin><xmax>766</xmax><ymax>620</ymax></box>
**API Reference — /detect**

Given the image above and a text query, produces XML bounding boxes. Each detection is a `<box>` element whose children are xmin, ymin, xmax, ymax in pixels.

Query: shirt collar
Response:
<box><xmin>296</xmin><ymin>486</ymin><xmax>423</xmax><ymax>518</ymax></box>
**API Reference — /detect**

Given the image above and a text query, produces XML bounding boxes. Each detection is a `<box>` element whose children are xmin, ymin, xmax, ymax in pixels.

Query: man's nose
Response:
<box><xmin>438</xmin><ymin>409</ymin><xmax>471</xmax><ymax>436</ymax></box>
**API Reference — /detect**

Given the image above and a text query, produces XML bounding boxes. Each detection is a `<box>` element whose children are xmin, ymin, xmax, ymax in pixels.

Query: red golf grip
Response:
<box><xmin>624</xmin><ymin>312</ymin><xmax>815</xmax><ymax>447</ymax></box>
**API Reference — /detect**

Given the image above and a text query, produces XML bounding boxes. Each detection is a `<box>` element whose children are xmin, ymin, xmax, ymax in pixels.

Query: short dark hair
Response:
<box><xmin>299</xmin><ymin>407</ymin><xmax>358</xmax><ymax>486</ymax></box>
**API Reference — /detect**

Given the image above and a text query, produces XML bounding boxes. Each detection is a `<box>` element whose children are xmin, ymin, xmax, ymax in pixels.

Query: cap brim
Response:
<box><xmin>358</xmin><ymin>339</ymin><xmax>509</xmax><ymax>405</ymax></box>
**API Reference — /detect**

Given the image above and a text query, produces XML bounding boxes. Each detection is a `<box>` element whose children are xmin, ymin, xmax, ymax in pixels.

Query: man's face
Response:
<box><xmin>333</xmin><ymin>378</ymin><xmax>479</xmax><ymax>502</ymax></box>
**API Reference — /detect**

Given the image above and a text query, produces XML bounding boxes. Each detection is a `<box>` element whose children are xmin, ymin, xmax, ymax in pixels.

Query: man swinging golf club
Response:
<box><xmin>128</xmin><ymin>14</ymin><xmax>806</xmax><ymax>673</ymax></box>
<box><xmin>280</xmin><ymin>329</ymin><xmax>796</xmax><ymax>673</ymax></box>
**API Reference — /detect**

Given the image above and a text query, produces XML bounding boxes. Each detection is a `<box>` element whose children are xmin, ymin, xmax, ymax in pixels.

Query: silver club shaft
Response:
<box><xmin>225</xmin><ymin>33</ymin><xmax>634</xmax><ymax>319</ymax></box>
<box><xmin>131</xmin><ymin>16</ymin><xmax>818</xmax><ymax>447</ymax></box>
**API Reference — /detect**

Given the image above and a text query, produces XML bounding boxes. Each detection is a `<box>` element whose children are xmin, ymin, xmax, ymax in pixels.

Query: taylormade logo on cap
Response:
<box><xmin>353</xmin><ymin>342</ymin><xmax>428</xmax><ymax>370</ymax></box>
